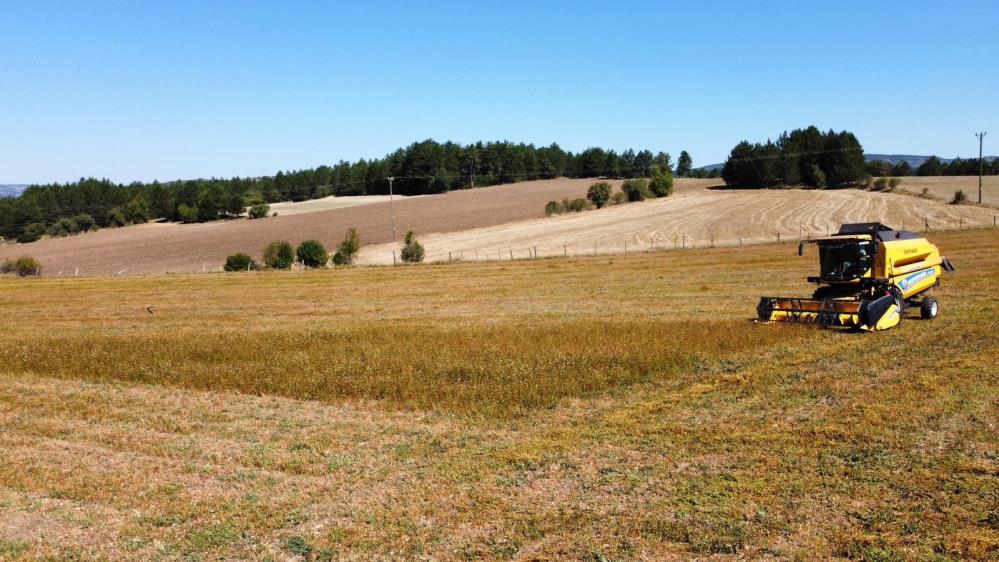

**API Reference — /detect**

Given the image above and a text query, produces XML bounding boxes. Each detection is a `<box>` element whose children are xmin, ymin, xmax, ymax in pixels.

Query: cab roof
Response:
<box><xmin>834</xmin><ymin>222</ymin><xmax>921</xmax><ymax>242</ymax></box>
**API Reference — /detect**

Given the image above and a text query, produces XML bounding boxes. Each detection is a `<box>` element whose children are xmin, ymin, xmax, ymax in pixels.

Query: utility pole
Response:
<box><xmin>976</xmin><ymin>132</ymin><xmax>987</xmax><ymax>204</ymax></box>
<box><xmin>387</xmin><ymin>177</ymin><xmax>397</xmax><ymax>240</ymax></box>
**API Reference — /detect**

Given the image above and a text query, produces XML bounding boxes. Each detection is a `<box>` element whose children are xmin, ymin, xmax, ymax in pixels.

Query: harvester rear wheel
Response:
<box><xmin>920</xmin><ymin>297</ymin><xmax>939</xmax><ymax>320</ymax></box>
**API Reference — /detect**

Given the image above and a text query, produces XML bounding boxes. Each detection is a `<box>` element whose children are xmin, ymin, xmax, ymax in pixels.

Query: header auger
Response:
<box><xmin>757</xmin><ymin>223</ymin><xmax>955</xmax><ymax>331</ymax></box>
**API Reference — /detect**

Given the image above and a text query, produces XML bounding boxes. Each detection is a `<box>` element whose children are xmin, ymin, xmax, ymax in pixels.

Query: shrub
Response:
<box><xmin>872</xmin><ymin>177</ymin><xmax>888</xmax><ymax>191</ymax></box>
<box><xmin>47</xmin><ymin>218</ymin><xmax>79</xmax><ymax>237</ymax></box>
<box><xmin>586</xmin><ymin>182</ymin><xmax>613</xmax><ymax>208</ymax></box>
<box><xmin>126</xmin><ymin>196</ymin><xmax>152</xmax><ymax>223</ymax></box>
<box><xmin>887</xmin><ymin>177</ymin><xmax>901</xmax><ymax>190</ymax></box>
<box><xmin>263</xmin><ymin>241</ymin><xmax>295</xmax><ymax>269</ymax></box>
<box><xmin>622</xmin><ymin>178</ymin><xmax>653</xmax><ymax>202</ymax></box>
<box><xmin>544</xmin><ymin>200</ymin><xmax>562</xmax><ymax>216</ymax></box>
<box><xmin>564</xmin><ymin>198</ymin><xmax>590</xmax><ymax>212</ymax></box>
<box><xmin>2</xmin><ymin>255</ymin><xmax>42</xmax><ymax>277</ymax></box>
<box><xmin>17</xmin><ymin>223</ymin><xmax>46</xmax><ymax>243</ymax></box>
<box><xmin>400</xmin><ymin>231</ymin><xmax>425</xmax><ymax>263</ymax></box>
<box><xmin>223</xmin><ymin>253</ymin><xmax>257</xmax><ymax>272</ymax></box>
<box><xmin>951</xmin><ymin>190</ymin><xmax>967</xmax><ymax>205</ymax></box>
<box><xmin>177</xmin><ymin>204</ymin><xmax>199</xmax><ymax>223</ymax></box>
<box><xmin>649</xmin><ymin>173</ymin><xmax>675</xmax><ymax>197</ymax></box>
<box><xmin>298</xmin><ymin>239</ymin><xmax>330</xmax><ymax>268</ymax></box>
<box><xmin>72</xmin><ymin>214</ymin><xmax>96</xmax><ymax>232</ymax></box>
<box><xmin>610</xmin><ymin>191</ymin><xmax>628</xmax><ymax>205</ymax></box>
<box><xmin>248</xmin><ymin>203</ymin><xmax>270</xmax><ymax>219</ymax></box>
<box><xmin>331</xmin><ymin>229</ymin><xmax>360</xmax><ymax>266</ymax></box>
<box><xmin>108</xmin><ymin>207</ymin><xmax>129</xmax><ymax>227</ymax></box>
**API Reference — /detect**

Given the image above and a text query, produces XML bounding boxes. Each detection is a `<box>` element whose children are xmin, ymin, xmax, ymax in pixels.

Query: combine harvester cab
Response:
<box><xmin>757</xmin><ymin>223</ymin><xmax>955</xmax><ymax>331</ymax></box>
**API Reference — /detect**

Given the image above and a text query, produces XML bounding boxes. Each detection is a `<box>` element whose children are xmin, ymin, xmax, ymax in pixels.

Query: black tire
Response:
<box><xmin>888</xmin><ymin>286</ymin><xmax>907</xmax><ymax>318</ymax></box>
<box><xmin>920</xmin><ymin>297</ymin><xmax>939</xmax><ymax>320</ymax></box>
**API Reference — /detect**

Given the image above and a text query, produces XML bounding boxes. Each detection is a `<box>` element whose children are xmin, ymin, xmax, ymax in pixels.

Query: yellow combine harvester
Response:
<box><xmin>757</xmin><ymin>223</ymin><xmax>955</xmax><ymax>331</ymax></box>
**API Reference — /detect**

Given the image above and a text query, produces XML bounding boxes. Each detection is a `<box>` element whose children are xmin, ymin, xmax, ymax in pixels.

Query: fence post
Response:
<box><xmin>925</xmin><ymin>218</ymin><xmax>929</xmax><ymax>231</ymax></box>
<box><xmin>509</xmin><ymin>248</ymin><xmax>513</xmax><ymax>260</ymax></box>
<box><xmin>563</xmin><ymin>245</ymin><xmax>567</xmax><ymax>257</ymax></box>
<box><xmin>393</xmin><ymin>250</ymin><xmax>397</xmax><ymax>266</ymax></box>
<box><xmin>777</xmin><ymin>232</ymin><xmax>781</xmax><ymax>242</ymax></box>
<box><xmin>533</xmin><ymin>246</ymin><xmax>537</xmax><ymax>259</ymax></box>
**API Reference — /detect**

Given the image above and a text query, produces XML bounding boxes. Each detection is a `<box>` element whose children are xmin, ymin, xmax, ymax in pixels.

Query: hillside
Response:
<box><xmin>356</xmin><ymin>181</ymin><xmax>999</xmax><ymax>265</ymax></box>
<box><xmin>3</xmin><ymin>177</ymin><xmax>996</xmax><ymax>276</ymax></box>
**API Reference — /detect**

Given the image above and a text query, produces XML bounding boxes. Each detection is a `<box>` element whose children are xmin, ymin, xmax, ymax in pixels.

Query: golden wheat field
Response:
<box><xmin>0</xmin><ymin>229</ymin><xmax>997</xmax><ymax>560</ymax></box>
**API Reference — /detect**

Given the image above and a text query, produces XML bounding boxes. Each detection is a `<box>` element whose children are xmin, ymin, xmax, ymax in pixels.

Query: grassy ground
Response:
<box><xmin>0</xmin><ymin>229</ymin><xmax>996</xmax><ymax>560</ymax></box>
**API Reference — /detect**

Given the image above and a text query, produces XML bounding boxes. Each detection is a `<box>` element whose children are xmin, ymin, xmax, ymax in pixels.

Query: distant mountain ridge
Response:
<box><xmin>0</xmin><ymin>185</ymin><xmax>28</xmax><ymax>198</ymax></box>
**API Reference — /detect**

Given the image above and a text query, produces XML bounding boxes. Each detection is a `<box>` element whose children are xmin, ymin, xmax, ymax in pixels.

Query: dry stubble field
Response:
<box><xmin>0</xmin><ymin>229</ymin><xmax>997</xmax><ymax>560</ymax></box>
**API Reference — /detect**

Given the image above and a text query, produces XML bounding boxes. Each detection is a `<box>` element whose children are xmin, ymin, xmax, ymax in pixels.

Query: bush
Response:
<box><xmin>72</xmin><ymin>214</ymin><xmax>96</xmax><ymax>232</ymax></box>
<box><xmin>610</xmin><ymin>191</ymin><xmax>628</xmax><ymax>205</ymax></box>
<box><xmin>887</xmin><ymin>177</ymin><xmax>901</xmax><ymax>190</ymax></box>
<box><xmin>872</xmin><ymin>177</ymin><xmax>888</xmax><ymax>191</ymax></box>
<box><xmin>263</xmin><ymin>240</ymin><xmax>295</xmax><ymax>269</ymax></box>
<box><xmin>951</xmin><ymin>190</ymin><xmax>968</xmax><ymax>205</ymax></box>
<box><xmin>177</xmin><ymin>204</ymin><xmax>199</xmax><ymax>223</ymax></box>
<box><xmin>2</xmin><ymin>255</ymin><xmax>42</xmax><ymax>277</ymax></box>
<box><xmin>649</xmin><ymin>173</ymin><xmax>674</xmax><ymax>197</ymax></box>
<box><xmin>400</xmin><ymin>231</ymin><xmax>425</xmax><ymax>263</ymax></box>
<box><xmin>17</xmin><ymin>223</ymin><xmax>46</xmax><ymax>244</ymax></box>
<box><xmin>547</xmin><ymin>198</ymin><xmax>590</xmax><ymax>215</ymax></box>
<box><xmin>586</xmin><ymin>182</ymin><xmax>613</xmax><ymax>208</ymax></box>
<box><xmin>126</xmin><ymin>196</ymin><xmax>152</xmax><ymax>223</ymax></box>
<box><xmin>248</xmin><ymin>203</ymin><xmax>270</xmax><ymax>219</ymax></box>
<box><xmin>622</xmin><ymin>178</ymin><xmax>653</xmax><ymax>202</ymax></box>
<box><xmin>47</xmin><ymin>218</ymin><xmax>79</xmax><ymax>237</ymax></box>
<box><xmin>108</xmin><ymin>207</ymin><xmax>129</xmax><ymax>227</ymax></box>
<box><xmin>331</xmin><ymin>228</ymin><xmax>360</xmax><ymax>266</ymax></box>
<box><xmin>298</xmin><ymin>239</ymin><xmax>330</xmax><ymax>268</ymax></box>
<box><xmin>223</xmin><ymin>253</ymin><xmax>257</xmax><ymax>272</ymax></box>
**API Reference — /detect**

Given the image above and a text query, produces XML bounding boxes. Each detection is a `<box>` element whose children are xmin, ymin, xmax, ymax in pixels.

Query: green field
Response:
<box><xmin>0</xmin><ymin>229</ymin><xmax>996</xmax><ymax>560</ymax></box>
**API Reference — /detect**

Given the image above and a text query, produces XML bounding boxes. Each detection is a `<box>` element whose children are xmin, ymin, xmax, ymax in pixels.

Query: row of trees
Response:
<box><xmin>866</xmin><ymin>156</ymin><xmax>999</xmax><ymax>177</ymax></box>
<box><xmin>224</xmin><ymin>229</ymin><xmax>425</xmax><ymax>271</ymax></box>
<box><xmin>721</xmin><ymin>127</ymin><xmax>867</xmax><ymax>188</ymax></box>
<box><xmin>0</xmin><ymin>140</ymin><xmax>701</xmax><ymax>243</ymax></box>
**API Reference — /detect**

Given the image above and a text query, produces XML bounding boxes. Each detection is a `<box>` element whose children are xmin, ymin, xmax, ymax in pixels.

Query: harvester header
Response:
<box><xmin>757</xmin><ymin>223</ymin><xmax>954</xmax><ymax>331</ymax></box>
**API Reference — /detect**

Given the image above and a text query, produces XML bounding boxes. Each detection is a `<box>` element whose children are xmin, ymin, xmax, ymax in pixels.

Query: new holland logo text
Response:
<box><xmin>899</xmin><ymin>269</ymin><xmax>934</xmax><ymax>290</ymax></box>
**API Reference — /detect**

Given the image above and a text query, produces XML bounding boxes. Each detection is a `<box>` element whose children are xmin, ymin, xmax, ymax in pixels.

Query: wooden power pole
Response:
<box><xmin>976</xmin><ymin>132</ymin><xmax>987</xmax><ymax>204</ymax></box>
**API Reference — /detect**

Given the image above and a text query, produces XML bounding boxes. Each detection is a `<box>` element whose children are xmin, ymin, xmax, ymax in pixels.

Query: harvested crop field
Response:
<box><xmin>0</xmin><ymin>229</ymin><xmax>996</xmax><ymax>560</ymax></box>
<box><xmin>0</xmin><ymin>178</ymin><xmax>635</xmax><ymax>277</ymax></box>
<box><xmin>894</xmin><ymin>175</ymin><xmax>999</xmax><ymax>207</ymax></box>
<box><xmin>357</xmin><ymin>186</ymin><xmax>999</xmax><ymax>264</ymax></box>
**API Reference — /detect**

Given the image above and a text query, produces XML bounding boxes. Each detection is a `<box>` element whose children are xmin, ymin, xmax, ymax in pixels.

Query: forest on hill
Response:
<box><xmin>0</xmin><ymin>140</ymin><xmax>702</xmax><ymax>243</ymax></box>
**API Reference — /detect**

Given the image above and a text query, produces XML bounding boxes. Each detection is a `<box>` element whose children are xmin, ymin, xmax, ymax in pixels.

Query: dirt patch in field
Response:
<box><xmin>264</xmin><ymin>194</ymin><xmax>421</xmax><ymax>216</ymax></box>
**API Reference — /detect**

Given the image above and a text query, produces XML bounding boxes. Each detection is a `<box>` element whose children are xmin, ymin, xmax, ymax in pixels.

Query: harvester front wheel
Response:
<box><xmin>920</xmin><ymin>297</ymin><xmax>939</xmax><ymax>320</ymax></box>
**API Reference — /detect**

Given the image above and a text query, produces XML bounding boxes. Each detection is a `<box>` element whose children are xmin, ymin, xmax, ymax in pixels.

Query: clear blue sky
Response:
<box><xmin>1</xmin><ymin>1</ymin><xmax>997</xmax><ymax>184</ymax></box>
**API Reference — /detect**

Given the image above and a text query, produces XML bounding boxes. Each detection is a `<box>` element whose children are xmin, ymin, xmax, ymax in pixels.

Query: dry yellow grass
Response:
<box><xmin>0</xmin><ymin>229</ymin><xmax>997</xmax><ymax>560</ymax></box>
<box><xmin>894</xmin><ymin>175</ymin><xmax>999</xmax><ymax>207</ymax></box>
